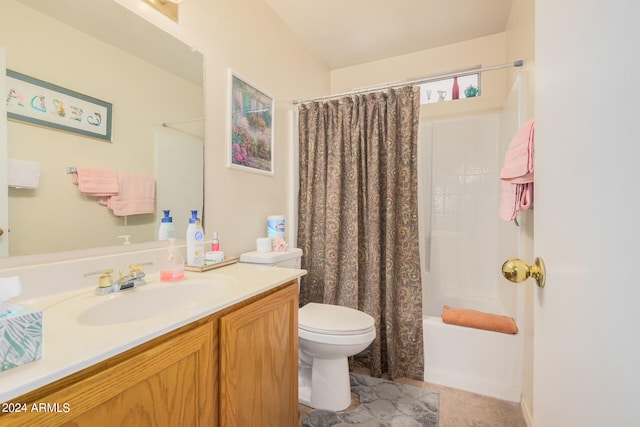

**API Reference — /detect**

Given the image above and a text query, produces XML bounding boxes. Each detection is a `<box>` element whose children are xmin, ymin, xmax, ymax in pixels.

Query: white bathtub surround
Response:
<box><xmin>418</xmin><ymin>75</ymin><xmax>528</xmax><ymax>403</ymax></box>
<box><xmin>420</xmin><ymin>114</ymin><xmax>519</xmax><ymax>320</ymax></box>
<box><xmin>424</xmin><ymin>316</ymin><xmax>522</xmax><ymax>402</ymax></box>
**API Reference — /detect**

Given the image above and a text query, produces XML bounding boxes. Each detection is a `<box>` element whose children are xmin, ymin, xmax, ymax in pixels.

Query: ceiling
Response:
<box><xmin>19</xmin><ymin>0</ymin><xmax>203</xmax><ymax>86</ymax></box>
<box><xmin>264</xmin><ymin>0</ymin><xmax>514</xmax><ymax>69</ymax></box>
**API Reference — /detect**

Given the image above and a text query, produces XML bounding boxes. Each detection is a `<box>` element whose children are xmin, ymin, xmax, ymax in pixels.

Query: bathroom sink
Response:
<box><xmin>77</xmin><ymin>280</ymin><xmax>232</xmax><ymax>326</ymax></box>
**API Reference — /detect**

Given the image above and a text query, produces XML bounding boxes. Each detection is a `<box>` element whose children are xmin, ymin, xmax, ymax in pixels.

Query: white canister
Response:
<box><xmin>205</xmin><ymin>251</ymin><xmax>225</xmax><ymax>264</ymax></box>
<box><xmin>256</xmin><ymin>237</ymin><xmax>272</xmax><ymax>252</ymax></box>
<box><xmin>267</xmin><ymin>215</ymin><xmax>285</xmax><ymax>248</ymax></box>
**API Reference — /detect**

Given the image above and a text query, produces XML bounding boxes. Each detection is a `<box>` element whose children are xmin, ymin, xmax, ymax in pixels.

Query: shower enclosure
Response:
<box><xmin>418</xmin><ymin>74</ymin><xmax>529</xmax><ymax>401</ymax></box>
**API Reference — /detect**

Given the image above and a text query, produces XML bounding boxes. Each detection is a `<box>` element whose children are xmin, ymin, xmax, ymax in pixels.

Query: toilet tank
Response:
<box><xmin>239</xmin><ymin>248</ymin><xmax>302</xmax><ymax>268</ymax></box>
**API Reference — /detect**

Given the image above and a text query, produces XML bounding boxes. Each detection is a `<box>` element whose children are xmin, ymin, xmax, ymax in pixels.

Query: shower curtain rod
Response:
<box><xmin>162</xmin><ymin>117</ymin><xmax>204</xmax><ymax>138</ymax></box>
<box><xmin>162</xmin><ymin>117</ymin><xmax>204</xmax><ymax>127</ymax></box>
<box><xmin>292</xmin><ymin>60</ymin><xmax>523</xmax><ymax>105</ymax></box>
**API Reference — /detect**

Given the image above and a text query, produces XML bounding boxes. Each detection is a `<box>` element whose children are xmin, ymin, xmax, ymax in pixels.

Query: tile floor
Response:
<box><xmin>298</xmin><ymin>372</ymin><xmax>527</xmax><ymax>427</ymax></box>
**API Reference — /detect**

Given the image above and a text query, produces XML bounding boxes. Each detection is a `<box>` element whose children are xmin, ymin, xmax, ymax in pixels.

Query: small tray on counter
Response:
<box><xmin>184</xmin><ymin>256</ymin><xmax>239</xmax><ymax>272</ymax></box>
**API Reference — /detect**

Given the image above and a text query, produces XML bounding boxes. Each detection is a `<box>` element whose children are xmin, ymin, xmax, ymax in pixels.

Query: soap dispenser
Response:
<box><xmin>160</xmin><ymin>238</ymin><xmax>185</xmax><ymax>282</ymax></box>
<box><xmin>158</xmin><ymin>210</ymin><xmax>176</xmax><ymax>240</ymax></box>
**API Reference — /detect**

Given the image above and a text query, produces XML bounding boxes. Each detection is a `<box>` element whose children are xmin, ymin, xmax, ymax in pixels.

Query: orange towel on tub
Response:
<box><xmin>442</xmin><ymin>305</ymin><xmax>518</xmax><ymax>334</ymax></box>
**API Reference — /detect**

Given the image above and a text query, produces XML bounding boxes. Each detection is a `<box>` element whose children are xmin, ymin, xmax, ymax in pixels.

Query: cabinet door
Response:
<box><xmin>220</xmin><ymin>283</ymin><xmax>298</xmax><ymax>427</ymax></box>
<box><xmin>1</xmin><ymin>323</ymin><xmax>215</xmax><ymax>427</ymax></box>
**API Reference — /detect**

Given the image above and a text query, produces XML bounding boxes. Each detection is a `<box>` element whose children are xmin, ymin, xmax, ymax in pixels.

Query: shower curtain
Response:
<box><xmin>297</xmin><ymin>86</ymin><xmax>424</xmax><ymax>380</ymax></box>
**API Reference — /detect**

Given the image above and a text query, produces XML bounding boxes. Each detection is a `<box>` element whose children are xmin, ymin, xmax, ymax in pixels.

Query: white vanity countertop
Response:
<box><xmin>0</xmin><ymin>263</ymin><xmax>305</xmax><ymax>403</ymax></box>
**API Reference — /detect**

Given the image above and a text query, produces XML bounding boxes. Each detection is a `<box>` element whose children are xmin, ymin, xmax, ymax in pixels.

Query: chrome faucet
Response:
<box><xmin>85</xmin><ymin>263</ymin><xmax>153</xmax><ymax>295</ymax></box>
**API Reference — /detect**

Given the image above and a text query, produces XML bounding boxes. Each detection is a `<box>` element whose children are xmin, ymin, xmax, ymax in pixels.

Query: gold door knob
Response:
<box><xmin>502</xmin><ymin>257</ymin><xmax>546</xmax><ymax>288</ymax></box>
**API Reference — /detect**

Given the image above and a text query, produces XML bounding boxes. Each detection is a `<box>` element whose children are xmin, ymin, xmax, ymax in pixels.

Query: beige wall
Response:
<box><xmin>117</xmin><ymin>0</ymin><xmax>330</xmax><ymax>256</ymax></box>
<box><xmin>330</xmin><ymin>33</ymin><xmax>508</xmax><ymax>120</ymax></box>
<box><xmin>1</xmin><ymin>1</ymin><xmax>203</xmax><ymax>255</ymax></box>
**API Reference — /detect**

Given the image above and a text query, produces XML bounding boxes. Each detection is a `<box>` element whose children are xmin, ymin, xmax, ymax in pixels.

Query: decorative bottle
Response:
<box><xmin>452</xmin><ymin>76</ymin><xmax>460</xmax><ymax>100</ymax></box>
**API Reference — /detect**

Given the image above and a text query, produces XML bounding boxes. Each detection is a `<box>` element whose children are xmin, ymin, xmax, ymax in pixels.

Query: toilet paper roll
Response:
<box><xmin>256</xmin><ymin>237</ymin><xmax>272</xmax><ymax>252</ymax></box>
<box><xmin>0</xmin><ymin>276</ymin><xmax>22</xmax><ymax>304</ymax></box>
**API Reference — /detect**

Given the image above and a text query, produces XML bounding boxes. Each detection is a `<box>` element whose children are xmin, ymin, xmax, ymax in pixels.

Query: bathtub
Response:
<box><xmin>423</xmin><ymin>316</ymin><xmax>522</xmax><ymax>402</ymax></box>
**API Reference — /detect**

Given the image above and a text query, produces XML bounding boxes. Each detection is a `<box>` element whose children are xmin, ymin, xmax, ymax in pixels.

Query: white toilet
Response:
<box><xmin>239</xmin><ymin>248</ymin><xmax>376</xmax><ymax>411</ymax></box>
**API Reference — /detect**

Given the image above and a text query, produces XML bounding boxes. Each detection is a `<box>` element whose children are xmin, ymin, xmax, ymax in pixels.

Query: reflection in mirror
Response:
<box><xmin>1</xmin><ymin>0</ymin><xmax>204</xmax><ymax>257</ymax></box>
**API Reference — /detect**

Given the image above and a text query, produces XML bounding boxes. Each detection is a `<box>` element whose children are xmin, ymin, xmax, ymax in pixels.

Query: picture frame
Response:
<box><xmin>5</xmin><ymin>70</ymin><xmax>113</xmax><ymax>142</ymax></box>
<box><xmin>227</xmin><ymin>69</ymin><xmax>274</xmax><ymax>175</ymax></box>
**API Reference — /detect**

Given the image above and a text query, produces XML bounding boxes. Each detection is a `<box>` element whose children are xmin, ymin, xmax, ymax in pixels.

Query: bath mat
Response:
<box><xmin>302</xmin><ymin>373</ymin><xmax>439</xmax><ymax>427</ymax></box>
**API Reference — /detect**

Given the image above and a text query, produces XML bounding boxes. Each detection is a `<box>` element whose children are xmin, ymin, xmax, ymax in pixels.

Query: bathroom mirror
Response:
<box><xmin>1</xmin><ymin>0</ymin><xmax>204</xmax><ymax>257</ymax></box>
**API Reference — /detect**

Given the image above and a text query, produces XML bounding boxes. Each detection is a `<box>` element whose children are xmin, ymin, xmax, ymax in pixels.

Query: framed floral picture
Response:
<box><xmin>227</xmin><ymin>70</ymin><xmax>274</xmax><ymax>175</ymax></box>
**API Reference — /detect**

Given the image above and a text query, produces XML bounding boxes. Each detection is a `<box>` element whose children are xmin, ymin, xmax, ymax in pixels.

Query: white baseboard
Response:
<box><xmin>521</xmin><ymin>397</ymin><xmax>534</xmax><ymax>427</ymax></box>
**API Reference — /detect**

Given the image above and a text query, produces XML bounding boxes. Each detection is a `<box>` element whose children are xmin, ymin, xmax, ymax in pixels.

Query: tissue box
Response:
<box><xmin>0</xmin><ymin>303</ymin><xmax>43</xmax><ymax>372</ymax></box>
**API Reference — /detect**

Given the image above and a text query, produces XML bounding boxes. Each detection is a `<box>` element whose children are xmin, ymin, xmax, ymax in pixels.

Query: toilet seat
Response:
<box><xmin>299</xmin><ymin>303</ymin><xmax>375</xmax><ymax>336</ymax></box>
<box><xmin>299</xmin><ymin>326</ymin><xmax>376</xmax><ymax>346</ymax></box>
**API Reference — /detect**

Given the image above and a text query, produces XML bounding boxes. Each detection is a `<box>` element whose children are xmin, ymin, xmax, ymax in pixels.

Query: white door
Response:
<box><xmin>0</xmin><ymin>48</ymin><xmax>8</xmax><ymax>257</ymax></box>
<box><xmin>534</xmin><ymin>1</ymin><xmax>640</xmax><ymax>426</ymax></box>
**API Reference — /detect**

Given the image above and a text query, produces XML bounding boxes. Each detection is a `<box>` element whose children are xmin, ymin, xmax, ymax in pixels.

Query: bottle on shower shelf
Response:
<box><xmin>452</xmin><ymin>76</ymin><xmax>460</xmax><ymax>100</ymax></box>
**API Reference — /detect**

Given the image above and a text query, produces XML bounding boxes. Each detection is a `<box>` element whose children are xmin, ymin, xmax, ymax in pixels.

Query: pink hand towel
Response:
<box><xmin>500</xmin><ymin>181</ymin><xmax>535</xmax><ymax>221</ymax></box>
<box><xmin>499</xmin><ymin>119</ymin><xmax>535</xmax><ymax>221</ymax></box>
<box><xmin>107</xmin><ymin>172</ymin><xmax>156</xmax><ymax>216</ymax></box>
<box><xmin>72</xmin><ymin>167</ymin><xmax>119</xmax><ymax>196</ymax></box>
<box><xmin>500</xmin><ymin>119</ymin><xmax>535</xmax><ymax>182</ymax></box>
<box><xmin>499</xmin><ymin>181</ymin><xmax>518</xmax><ymax>221</ymax></box>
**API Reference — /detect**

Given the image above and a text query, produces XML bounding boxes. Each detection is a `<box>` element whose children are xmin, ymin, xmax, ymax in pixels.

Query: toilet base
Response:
<box><xmin>299</xmin><ymin>356</ymin><xmax>352</xmax><ymax>411</ymax></box>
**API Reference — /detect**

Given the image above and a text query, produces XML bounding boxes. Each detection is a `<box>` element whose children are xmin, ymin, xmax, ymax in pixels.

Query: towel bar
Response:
<box><xmin>66</xmin><ymin>167</ymin><xmax>77</xmax><ymax>174</ymax></box>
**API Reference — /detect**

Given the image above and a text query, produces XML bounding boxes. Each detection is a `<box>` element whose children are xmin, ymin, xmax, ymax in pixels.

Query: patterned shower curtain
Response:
<box><xmin>297</xmin><ymin>86</ymin><xmax>423</xmax><ymax>380</ymax></box>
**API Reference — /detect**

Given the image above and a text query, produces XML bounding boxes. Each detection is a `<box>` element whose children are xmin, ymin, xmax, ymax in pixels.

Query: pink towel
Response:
<box><xmin>499</xmin><ymin>182</ymin><xmax>534</xmax><ymax>221</ymax></box>
<box><xmin>499</xmin><ymin>119</ymin><xmax>535</xmax><ymax>221</ymax></box>
<box><xmin>106</xmin><ymin>172</ymin><xmax>155</xmax><ymax>216</ymax></box>
<box><xmin>500</xmin><ymin>119</ymin><xmax>534</xmax><ymax>182</ymax></box>
<box><xmin>72</xmin><ymin>167</ymin><xmax>119</xmax><ymax>196</ymax></box>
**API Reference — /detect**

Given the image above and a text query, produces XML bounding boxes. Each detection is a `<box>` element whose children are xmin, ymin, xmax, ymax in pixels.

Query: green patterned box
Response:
<box><xmin>0</xmin><ymin>303</ymin><xmax>43</xmax><ymax>372</ymax></box>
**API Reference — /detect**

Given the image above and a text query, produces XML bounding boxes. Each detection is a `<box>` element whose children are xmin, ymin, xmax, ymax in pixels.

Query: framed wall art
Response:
<box><xmin>5</xmin><ymin>69</ymin><xmax>113</xmax><ymax>142</ymax></box>
<box><xmin>227</xmin><ymin>70</ymin><xmax>274</xmax><ymax>175</ymax></box>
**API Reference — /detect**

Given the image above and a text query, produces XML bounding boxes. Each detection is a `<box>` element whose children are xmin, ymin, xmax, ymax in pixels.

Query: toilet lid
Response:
<box><xmin>299</xmin><ymin>303</ymin><xmax>375</xmax><ymax>336</ymax></box>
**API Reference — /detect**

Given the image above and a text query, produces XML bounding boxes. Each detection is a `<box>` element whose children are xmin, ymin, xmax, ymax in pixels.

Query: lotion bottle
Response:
<box><xmin>186</xmin><ymin>210</ymin><xmax>205</xmax><ymax>266</ymax></box>
<box><xmin>158</xmin><ymin>210</ymin><xmax>176</xmax><ymax>240</ymax></box>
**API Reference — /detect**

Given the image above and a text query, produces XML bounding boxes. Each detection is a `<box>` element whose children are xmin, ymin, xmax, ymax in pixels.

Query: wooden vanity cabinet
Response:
<box><xmin>219</xmin><ymin>279</ymin><xmax>299</xmax><ymax>426</ymax></box>
<box><xmin>0</xmin><ymin>280</ymin><xmax>299</xmax><ymax>427</ymax></box>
